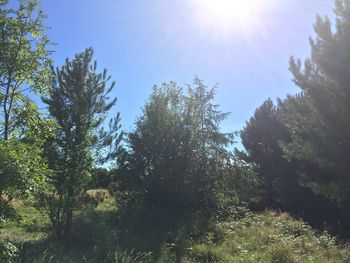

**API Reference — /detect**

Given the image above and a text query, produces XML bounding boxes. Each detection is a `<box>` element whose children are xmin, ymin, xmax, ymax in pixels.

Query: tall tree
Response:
<box><xmin>184</xmin><ymin>79</ymin><xmax>234</xmax><ymax>212</ymax></box>
<box><xmin>240</xmin><ymin>98</ymin><xmax>335</xmax><ymax>221</ymax></box>
<box><xmin>284</xmin><ymin>0</ymin><xmax>350</xmax><ymax>203</ymax></box>
<box><xmin>0</xmin><ymin>0</ymin><xmax>51</xmax><ymax>140</ymax></box>
<box><xmin>240</xmin><ymin>99</ymin><xmax>288</xmax><ymax>206</ymax></box>
<box><xmin>115</xmin><ymin>79</ymin><xmax>234</xmax><ymax>221</ymax></box>
<box><xmin>0</xmin><ymin>0</ymin><xmax>52</xmax><ymax>222</ymax></box>
<box><xmin>41</xmin><ymin>48</ymin><xmax>122</xmax><ymax>238</ymax></box>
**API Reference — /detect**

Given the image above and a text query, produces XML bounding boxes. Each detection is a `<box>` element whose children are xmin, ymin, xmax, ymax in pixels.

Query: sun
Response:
<box><xmin>201</xmin><ymin>0</ymin><xmax>257</xmax><ymax>24</ymax></box>
<box><xmin>190</xmin><ymin>0</ymin><xmax>270</xmax><ymax>37</ymax></box>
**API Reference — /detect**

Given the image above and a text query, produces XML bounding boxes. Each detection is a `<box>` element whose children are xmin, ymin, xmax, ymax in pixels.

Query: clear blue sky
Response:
<box><xmin>39</xmin><ymin>0</ymin><xmax>334</xmax><ymax>134</ymax></box>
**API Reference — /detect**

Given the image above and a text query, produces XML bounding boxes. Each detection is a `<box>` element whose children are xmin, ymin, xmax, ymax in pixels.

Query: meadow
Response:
<box><xmin>1</xmin><ymin>191</ymin><xmax>349</xmax><ymax>263</ymax></box>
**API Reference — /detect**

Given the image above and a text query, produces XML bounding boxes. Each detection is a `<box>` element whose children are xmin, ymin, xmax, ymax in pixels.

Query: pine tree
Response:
<box><xmin>241</xmin><ymin>99</ymin><xmax>286</xmax><ymax>206</ymax></box>
<box><xmin>41</xmin><ymin>48</ymin><xmax>122</xmax><ymax>238</ymax></box>
<box><xmin>285</xmin><ymin>0</ymin><xmax>350</xmax><ymax>203</ymax></box>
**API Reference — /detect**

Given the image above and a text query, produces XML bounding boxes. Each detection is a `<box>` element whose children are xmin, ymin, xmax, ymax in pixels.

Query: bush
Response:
<box><xmin>0</xmin><ymin>241</ymin><xmax>18</xmax><ymax>263</ymax></box>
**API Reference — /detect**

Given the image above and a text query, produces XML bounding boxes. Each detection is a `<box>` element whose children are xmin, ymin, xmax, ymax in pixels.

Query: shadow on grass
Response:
<box><xmin>110</xmin><ymin>206</ymin><xmax>213</xmax><ymax>262</ymax></box>
<box><xmin>16</xmin><ymin>209</ymin><xmax>118</xmax><ymax>263</ymax></box>
<box><xmin>16</xmin><ymin>206</ymin><xmax>211</xmax><ymax>262</ymax></box>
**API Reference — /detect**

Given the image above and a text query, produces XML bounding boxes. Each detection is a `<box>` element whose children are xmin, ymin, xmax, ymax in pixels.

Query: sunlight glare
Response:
<box><xmin>191</xmin><ymin>0</ymin><xmax>271</xmax><ymax>38</ymax></box>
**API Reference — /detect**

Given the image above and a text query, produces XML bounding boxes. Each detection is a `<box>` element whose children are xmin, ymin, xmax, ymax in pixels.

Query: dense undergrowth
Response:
<box><xmin>1</xmin><ymin>194</ymin><xmax>349</xmax><ymax>263</ymax></box>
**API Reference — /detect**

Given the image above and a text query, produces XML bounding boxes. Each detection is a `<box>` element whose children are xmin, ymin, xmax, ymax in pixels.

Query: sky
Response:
<box><xmin>38</xmin><ymin>0</ymin><xmax>335</xmax><ymax>135</ymax></box>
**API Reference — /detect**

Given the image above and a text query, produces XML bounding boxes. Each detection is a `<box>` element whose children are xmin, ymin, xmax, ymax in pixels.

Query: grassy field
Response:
<box><xmin>186</xmin><ymin>211</ymin><xmax>350</xmax><ymax>263</ymax></box>
<box><xmin>1</xmin><ymin>193</ymin><xmax>349</xmax><ymax>262</ymax></box>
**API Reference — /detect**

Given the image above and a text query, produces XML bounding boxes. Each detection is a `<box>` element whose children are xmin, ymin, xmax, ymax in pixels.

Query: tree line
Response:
<box><xmin>1</xmin><ymin>0</ymin><xmax>350</xmax><ymax>248</ymax></box>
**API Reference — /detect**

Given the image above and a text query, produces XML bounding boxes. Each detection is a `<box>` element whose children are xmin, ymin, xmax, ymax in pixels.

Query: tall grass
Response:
<box><xmin>2</xmin><ymin>195</ymin><xmax>350</xmax><ymax>262</ymax></box>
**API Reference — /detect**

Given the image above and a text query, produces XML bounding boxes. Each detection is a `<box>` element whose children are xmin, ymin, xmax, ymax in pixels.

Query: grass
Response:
<box><xmin>0</xmin><ymin>203</ymin><xmax>49</xmax><ymax>244</ymax></box>
<box><xmin>1</xmin><ymin>194</ymin><xmax>350</xmax><ymax>262</ymax></box>
<box><xmin>185</xmin><ymin>211</ymin><xmax>350</xmax><ymax>262</ymax></box>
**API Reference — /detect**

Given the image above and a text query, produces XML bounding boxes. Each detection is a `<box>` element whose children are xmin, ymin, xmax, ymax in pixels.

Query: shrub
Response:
<box><xmin>0</xmin><ymin>241</ymin><xmax>18</xmax><ymax>263</ymax></box>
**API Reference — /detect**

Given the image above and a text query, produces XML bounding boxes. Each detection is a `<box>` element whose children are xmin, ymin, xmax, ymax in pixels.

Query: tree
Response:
<box><xmin>0</xmin><ymin>0</ymin><xmax>51</xmax><ymax>140</ymax></box>
<box><xmin>115</xmin><ymin>79</ymin><xmax>234</xmax><ymax>222</ymax></box>
<box><xmin>0</xmin><ymin>102</ymin><xmax>53</xmax><ymax>221</ymax></box>
<box><xmin>284</xmin><ymin>0</ymin><xmax>350</xmax><ymax>203</ymax></box>
<box><xmin>0</xmin><ymin>0</ymin><xmax>52</xmax><ymax>222</ymax></box>
<box><xmin>240</xmin><ymin>0</ymin><xmax>350</xmax><ymax>231</ymax></box>
<box><xmin>40</xmin><ymin>48</ymin><xmax>122</xmax><ymax>238</ymax></box>
<box><xmin>184</xmin><ymin>79</ymin><xmax>235</xmax><ymax>213</ymax></box>
<box><xmin>89</xmin><ymin>167</ymin><xmax>114</xmax><ymax>189</ymax></box>
<box><xmin>240</xmin><ymin>99</ymin><xmax>284</xmax><ymax>206</ymax></box>
<box><xmin>240</xmin><ymin>99</ymin><xmax>336</xmax><ymax>222</ymax></box>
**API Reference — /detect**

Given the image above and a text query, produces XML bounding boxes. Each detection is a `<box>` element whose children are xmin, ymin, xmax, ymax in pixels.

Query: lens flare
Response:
<box><xmin>191</xmin><ymin>0</ymin><xmax>272</xmax><ymax>38</ymax></box>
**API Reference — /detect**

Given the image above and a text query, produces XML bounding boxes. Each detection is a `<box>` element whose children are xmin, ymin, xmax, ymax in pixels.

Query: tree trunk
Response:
<box><xmin>64</xmin><ymin>207</ymin><xmax>73</xmax><ymax>238</ymax></box>
<box><xmin>4</xmin><ymin>111</ymin><xmax>9</xmax><ymax>141</ymax></box>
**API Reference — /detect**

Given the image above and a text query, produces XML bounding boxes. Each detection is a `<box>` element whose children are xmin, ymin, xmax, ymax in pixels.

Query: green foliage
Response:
<box><xmin>187</xmin><ymin>211</ymin><xmax>348</xmax><ymax>263</ymax></box>
<box><xmin>189</xmin><ymin>245</ymin><xmax>224</xmax><ymax>263</ymax></box>
<box><xmin>280</xmin><ymin>0</ymin><xmax>350</xmax><ymax>203</ymax></box>
<box><xmin>112</xmin><ymin>249</ymin><xmax>153</xmax><ymax>263</ymax></box>
<box><xmin>115</xmin><ymin>79</ymin><xmax>245</xmax><ymax>222</ymax></box>
<box><xmin>215</xmin><ymin>156</ymin><xmax>262</xmax><ymax>218</ymax></box>
<box><xmin>2</xmin><ymin>196</ymin><xmax>349</xmax><ymax>263</ymax></box>
<box><xmin>0</xmin><ymin>141</ymin><xmax>42</xmax><ymax>221</ymax></box>
<box><xmin>2</xmin><ymin>0</ymin><xmax>350</xmax><ymax>261</ymax></box>
<box><xmin>240</xmin><ymin>98</ymin><xmax>297</xmax><ymax>208</ymax></box>
<box><xmin>89</xmin><ymin>168</ymin><xmax>114</xmax><ymax>189</ymax></box>
<box><xmin>0</xmin><ymin>104</ymin><xmax>53</xmax><ymax>222</ymax></box>
<box><xmin>0</xmin><ymin>0</ymin><xmax>52</xmax><ymax>140</ymax></box>
<box><xmin>0</xmin><ymin>241</ymin><xmax>18</xmax><ymax>263</ymax></box>
<box><xmin>39</xmin><ymin>48</ymin><xmax>122</xmax><ymax>238</ymax></box>
<box><xmin>239</xmin><ymin>1</ymin><xmax>350</xmax><ymax>233</ymax></box>
<box><xmin>0</xmin><ymin>0</ymin><xmax>53</xmax><ymax>223</ymax></box>
<box><xmin>239</xmin><ymin>97</ymin><xmax>337</xmax><ymax>221</ymax></box>
<box><xmin>269</xmin><ymin>246</ymin><xmax>296</xmax><ymax>263</ymax></box>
